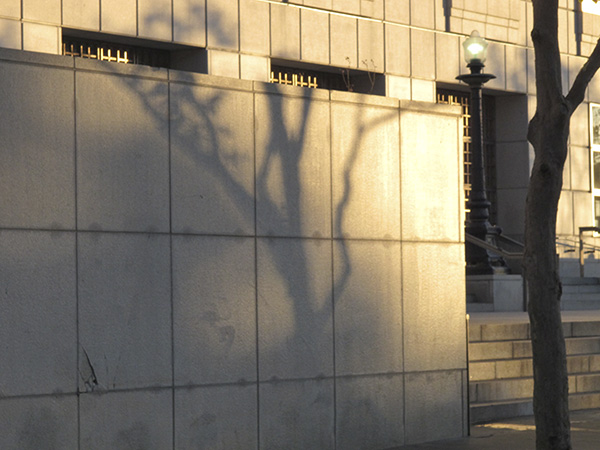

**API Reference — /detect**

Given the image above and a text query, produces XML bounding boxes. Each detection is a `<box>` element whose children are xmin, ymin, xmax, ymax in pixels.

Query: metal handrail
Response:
<box><xmin>578</xmin><ymin>227</ymin><xmax>600</xmax><ymax>277</ymax></box>
<box><xmin>465</xmin><ymin>233</ymin><xmax>524</xmax><ymax>259</ymax></box>
<box><xmin>465</xmin><ymin>233</ymin><xmax>528</xmax><ymax>311</ymax></box>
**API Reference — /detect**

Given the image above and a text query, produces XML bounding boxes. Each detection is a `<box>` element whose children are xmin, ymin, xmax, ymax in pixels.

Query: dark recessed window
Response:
<box><xmin>270</xmin><ymin>60</ymin><xmax>384</xmax><ymax>95</ymax></box>
<box><xmin>63</xmin><ymin>37</ymin><xmax>170</xmax><ymax>68</ymax></box>
<box><xmin>62</xmin><ymin>30</ymin><xmax>207</xmax><ymax>73</ymax></box>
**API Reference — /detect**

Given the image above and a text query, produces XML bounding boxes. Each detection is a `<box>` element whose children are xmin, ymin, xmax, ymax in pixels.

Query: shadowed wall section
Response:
<box><xmin>0</xmin><ymin>47</ymin><xmax>466</xmax><ymax>449</ymax></box>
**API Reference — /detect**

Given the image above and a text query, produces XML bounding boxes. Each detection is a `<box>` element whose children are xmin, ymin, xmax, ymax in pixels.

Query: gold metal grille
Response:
<box><xmin>62</xmin><ymin>37</ymin><xmax>169</xmax><ymax>68</ymax></box>
<box><xmin>63</xmin><ymin>42</ymin><xmax>130</xmax><ymax>64</ymax></box>
<box><xmin>269</xmin><ymin>71</ymin><xmax>318</xmax><ymax>89</ymax></box>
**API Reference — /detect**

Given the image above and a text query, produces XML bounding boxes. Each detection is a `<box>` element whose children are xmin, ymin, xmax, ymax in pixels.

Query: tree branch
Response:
<box><xmin>567</xmin><ymin>37</ymin><xmax>600</xmax><ymax>108</ymax></box>
<box><xmin>531</xmin><ymin>0</ymin><xmax>563</xmax><ymax>109</ymax></box>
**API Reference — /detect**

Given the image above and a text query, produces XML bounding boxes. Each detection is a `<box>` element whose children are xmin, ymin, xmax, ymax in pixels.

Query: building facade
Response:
<box><xmin>1</xmin><ymin>0</ymin><xmax>599</xmax><ymax>448</ymax></box>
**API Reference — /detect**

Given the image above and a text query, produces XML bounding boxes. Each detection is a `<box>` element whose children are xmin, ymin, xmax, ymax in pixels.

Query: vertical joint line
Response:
<box><xmin>252</xmin><ymin>90</ymin><xmax>261</xmax><ymax>450</ymax></box>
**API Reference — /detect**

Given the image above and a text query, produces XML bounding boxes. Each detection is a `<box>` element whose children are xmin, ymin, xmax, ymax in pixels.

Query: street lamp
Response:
<box><xmin>456</xmin><ymin>31</ymin><xmax>509</xmax><ymax>275</ymax></box>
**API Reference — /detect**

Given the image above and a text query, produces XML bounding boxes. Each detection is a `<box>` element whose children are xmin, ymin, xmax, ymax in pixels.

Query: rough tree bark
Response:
<box><xmin>526</xmin><ymin>1</ymin><xmax>600</xmax><ymax>449</ymax></box>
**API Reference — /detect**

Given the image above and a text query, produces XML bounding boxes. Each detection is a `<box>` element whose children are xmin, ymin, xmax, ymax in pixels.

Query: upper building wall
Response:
<box><xmin>0</xmin><ymin>0</ymin><xmax>596</xmax><ymax>100</ymax></box>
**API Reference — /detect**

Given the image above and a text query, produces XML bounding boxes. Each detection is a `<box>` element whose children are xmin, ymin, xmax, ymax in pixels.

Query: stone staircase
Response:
<box><xmin>469</xmin><ymin>316</ymin><xmax>600</xmax><ymax>423</ymax></box>
<box><xmin>562</xmin><ymin>277</ymin><xmax>600</xmax><ymax>310</ymax></box>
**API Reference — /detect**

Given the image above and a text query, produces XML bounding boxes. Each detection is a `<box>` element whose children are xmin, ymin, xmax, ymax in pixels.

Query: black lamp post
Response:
<box><xmin>456</xmin><ymin>31</ymin><xmax>509</xmax><ymax>275</ymax></box>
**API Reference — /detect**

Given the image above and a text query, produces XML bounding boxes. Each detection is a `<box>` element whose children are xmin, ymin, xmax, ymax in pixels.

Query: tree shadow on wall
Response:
<box><xmin>112</xmin><ymin>67</ymin><xmax>403</xmax><ymax>447</ymax></box>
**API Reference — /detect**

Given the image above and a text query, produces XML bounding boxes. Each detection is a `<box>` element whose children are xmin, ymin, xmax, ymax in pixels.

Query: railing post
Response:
<box><xmin>580</xmin><ymin>228</ymin><xmax>585</xmax><ymax>278</ymax></box>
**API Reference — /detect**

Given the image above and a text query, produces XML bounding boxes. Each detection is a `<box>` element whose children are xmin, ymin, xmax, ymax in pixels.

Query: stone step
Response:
<box><xmin>469</xmin><ymin>320</ymin><xmax>600</xmax><ymax>343</ymax></box>
<box><xmin>471</xmin><ymin>399</ymin><xmax>533</xmax><ymax>424</ymax></box>
<box><xmin>562</xmin><ymin>277</ymin><xmax>600</xmax><ymax>285</ymax></box>
<box><xmin>562</xmin><ymin>299</ymin><xmax>600</xmax><ymax>310</ymax></box>
<box><xmin>470</xmin><ymin>336</ymin><xmax>600</xmax><ymax>362</ymax></box>
<box><xmin>471</xmin><ymin>392</ymin><xmax>600</xmax><ymax>424</ymax></box>
<box><xmin>471</xmin><ymin>373</ymin><xmax>600</xmax><ymax>405</ymax></box>
<box><xmin>562</xmin><ymin>285</ymin><xmax>600</xmax><ymax>294</ymax></box>
<box><xmin>470</xmin><ymin>354</ymin><xmax>600</xmax><ymax>382</ymax></box>
<box><xmin>466</xmin><ymin>302</ymin><xmax>494</xmax><ymax>313</ymax></box>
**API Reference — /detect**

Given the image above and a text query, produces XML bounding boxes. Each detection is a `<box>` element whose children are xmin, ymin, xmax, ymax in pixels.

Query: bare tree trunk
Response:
<box><xmin>526</xmin><ymin>0</ymin><xmax>600</xmax><ymax>447</ymax></box>
<box><xmin>525</xmin><ymin>114</ymin><xmax>572</xmax><ymax>450</ymax></box>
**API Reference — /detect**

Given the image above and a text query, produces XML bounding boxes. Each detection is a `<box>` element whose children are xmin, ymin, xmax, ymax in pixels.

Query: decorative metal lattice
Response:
<box><xmin>437</xmin><ymin>89</ymin><xmax>497</xmax><ymax>224</ymax></box>
<box><xmin>62</xmin><ymin>37</ymin><xmax>170</xmax><ymax>68</ymax></box>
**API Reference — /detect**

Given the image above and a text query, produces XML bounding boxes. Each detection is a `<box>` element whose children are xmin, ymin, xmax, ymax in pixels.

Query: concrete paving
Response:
<box><xmin>392</xmin><ymin>407</ymin><xmax>600</xmax><ymax>449</ymax></box>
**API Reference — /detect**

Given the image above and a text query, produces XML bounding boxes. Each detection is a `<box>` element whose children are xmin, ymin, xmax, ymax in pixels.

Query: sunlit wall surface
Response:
<box><xmin>0</xmin><ymin>48</ymin><xmax>466</xmax><ymax>449</ymax></box>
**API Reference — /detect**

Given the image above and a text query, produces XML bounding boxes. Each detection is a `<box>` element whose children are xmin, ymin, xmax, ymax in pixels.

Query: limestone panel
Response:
<box><xmin>496</xmin><ymin>95</ymin><xmax>529</xmax><ymax>143</ymax></box>
<box><xmin>436</xmin><ymin>32</ymin><xmax>460</xmax><ymax>83</ymax></box>
<box><xmin>0</xmin><ymin>63</ymin><xmax>74</xmax><ymax>229</ymax></box>
<box><xmin>0</xmin><ymin>231</ymin><xmax>76</xmax><ymax>396</ymax></box>
<box><xmin>78</xmin><ymin>233</ymin><xmax>172</xmax><ymax>391</ymax></box>
<box><xmin>62</xmin><ymin>0</ymin><xmax>100</xmax><ymax>30</ymax></box>
<box><xmin>23</xmin><ymin>0</ymin><xmax>60</xmax><ymax>23</ymax></box>
<box><xmin>0</xmin><ymin>396</ymin><xmax>78</xmax><ymax>450</ymax></box>
<box><xmin>301</xmin><ymin>9</ymin><xmax>330</xmax><ymax>65</ymax></box>
<box><xmin>80</xmin><ymin>389</ymin><xmax>172</xmax><ymax>449</ymax></box>
<box><xmin>0</xmin><ymin>18</ymin><xmax>21</xmax><ymax>50</ymax></box>
<box><xmin>333</xmin><ymin>0</ymin><xmax>360</xmax><ymax>14</ymax></box>
<box><xmin>411</xmin><ymin>0</ymin><xmax>435</xmax><ymax>28</ymax></box>
<box><xmin>385</xmin><ymin>0</ymin><xmax>409</xmax><ymax>24</ymax></box>
<box><xmin>411</xmin><ymin>79</ymin><xmax>435</xmax><ymax>102</ymax></box>
<box><xmin>400</xmin><ymin>108</ymin><xmax>462</xmax><ymax>241</ymax></box>
<box><xmin>562</xmin><ymin>54</ymin><xmax>569</xmax><ymax>96</ymax></box>
<box><xmin>331</xmin><ymin>14</ymin><xmax>357</xmax><ymax>68</ymax></box>
<box><xmin>101</xmin><ymin>0</ymin><xmax>136</xmax><ymax>35</ymax></box>
<box><xmin>563</xmin><ymin>142</ymin><xmax>572</xmax><ymax>190</ymax></box>
<box><xmin>332</xmin><ymin>101</ymin><xmax>400</xmax><ymax>239</ymax></box>
<box><xmin>138</xmin><ymin>0</ymin><xmax>172</xmax><ymax>41</ymax></box>
<box><xmin>464</xmin><ymin>0</ymin><xmax>486</xmax><ymax>14</ymax></box>
<box><xmin>590</xmin><ymin>66</ymin><xmax>600</xmax><ymax>102</ymax></box>
<box><xmin>403</xmin><ymin>243</ymin><xmax>466</xmax><ymax>372</ymax></box>
<box><xmin>570</xmin><ymin>145</ymin><xmax>591</xmax><ymax>192</ymax></box>
<box><xmin>271</xmin><ymin>3</ymin><xmax>300</xmax><ymax>60</ymax></box>
<box><xmin>336</xmin><ymin>374</ymin><xmax>404</xmax><ymax>449</ymax></box>
<box><xmin>527</xmin><ymin>49</ymin><xmax>536</xmax><ymax>94</ymax></box>
<box><xmin>358</xmin><ymin>19</ymin><xmax>384</xmax><ymax>73</ymax></box>
<box><xmin>240</xmin><ymin>54</ymin><xmax>269</xmax><ymax>81</ymax></box>
<box><xmin>23</xmin><ymin>22</ymin><xmax>59</xmax><ymax>54</ymax></box>
<box><xmin>0</xmin><ymin>1</ymin><xmax>20</xmax><ymax>18</ymax></box>
<box><xmin>387</xmin><ymin>75</ymin><xmax>411</xmax><ymax>100</ymax></box>
<box><xmin>240</xmin><ymin>0</ymin><xmax>269</xmax><ymax>54</ymax></box>
<box><xmin>385</xmin><ymin>24</ymin><xmax>410</xmax><ymax>76</ymax></box>
<box><xmin>175</xmin><ymin>384</ymin><xmax>257</xmax><ymax>449</ymax></box>
<box><xmin>557</xmin><ymin>190</ymin><xmax>574</xmax><ymax>236</ymax></box>
<box><xmin>255</xmin><ymin>93</ymin><xmax>331</xmax><ymax>238</ymax></box>
<box><xmin>173</xmin><ymin>236</ymin><xmax>256</xmax><ymax>385</ymax></box>
<box><xmin>173</xmin><ymin>0</ymin><xmax>206</xmax><ymax>46</ymax></box>
<box><xmin>496</xmin><ymin>188</ymin><xmax>527</xmax><ymax>236</ymax></box>
<box><xmin>485</xmin><ymin>42</ymin><xmax>506</xmax><ymax>91</ymax></box>
<box><xmin>558</xmin><ymin>7</ymin><xmax>568</xmax><ymax>56</ymax></box>
<box><xmin>361</xmin><ymin>0</ymin><xmax>383</xmax><ymax>19</ymax></box>
<box><xmin>405</xmin><ymin>371</ymin><xmax>465</xmax><ymax>444</ymax></box>
<box><xmin>334</xmin><ymin>240</ymin><xmax>402</xmax><ymax>375</ymax></box>
<box><xmin>260</xmin><ymin>379</ymin><xmax>334</xmax><ymax>449</ymax></box>
<box><xmin>411</xmin><ymin>29</ymin><xmax>435</xmax><ymax>80</ymax></box>
<box><xmin>496</xmin><ymin>142</ymin><xmax>530</xmax><ymax>190</ymax></box>
<box><xmin>574</xmin><ymin>191</ymin><xmax>594</xmax><ymax>230</ymax></box>
<box><xmin>571</xmin><ymin>102</ymin><xmax>590</xmax><ymax>147</ymax></box>
<box><xmin>171</xmin><ymin>83</ymin><xmax>254</xmax><ymax>234</ymax></box>
<box><xmin>257</xmin><ymin>238</ymin><xmax>333</xmax><ymax>380</ymax></box>
<box><xmin>76</xmin><ymin>72</ymin><xmax>169</xmax><ymax>232</ymax></box>
<box><xmin>207</xmin><ymin>0</ymin><xmax>239</xmax><ymax>50</ymax></box>
<box><xmin>506</xmin><ymin>45</ymin><xmax>527</xmax><ymax>93</ymax></box>
<box><xmin>305</xmin><ymin>0</ymin><xmax>332</xmax><ymax>7</ymax></box>
<box><xmin>208</xmin><ymin>49</ymin><xmax>240</xmax><ymax>78</ymax></box>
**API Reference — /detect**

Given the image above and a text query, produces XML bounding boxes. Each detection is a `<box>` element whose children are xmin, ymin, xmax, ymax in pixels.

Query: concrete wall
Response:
<box><xmin>4</xmin><ymin>0</ymin><xmax>600</xmax><ymax>267</ymax></box>
<box><xmin>0</xmin><ymin>47</ymin><xmax>467</xmax><ymax>449</ymax></box>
